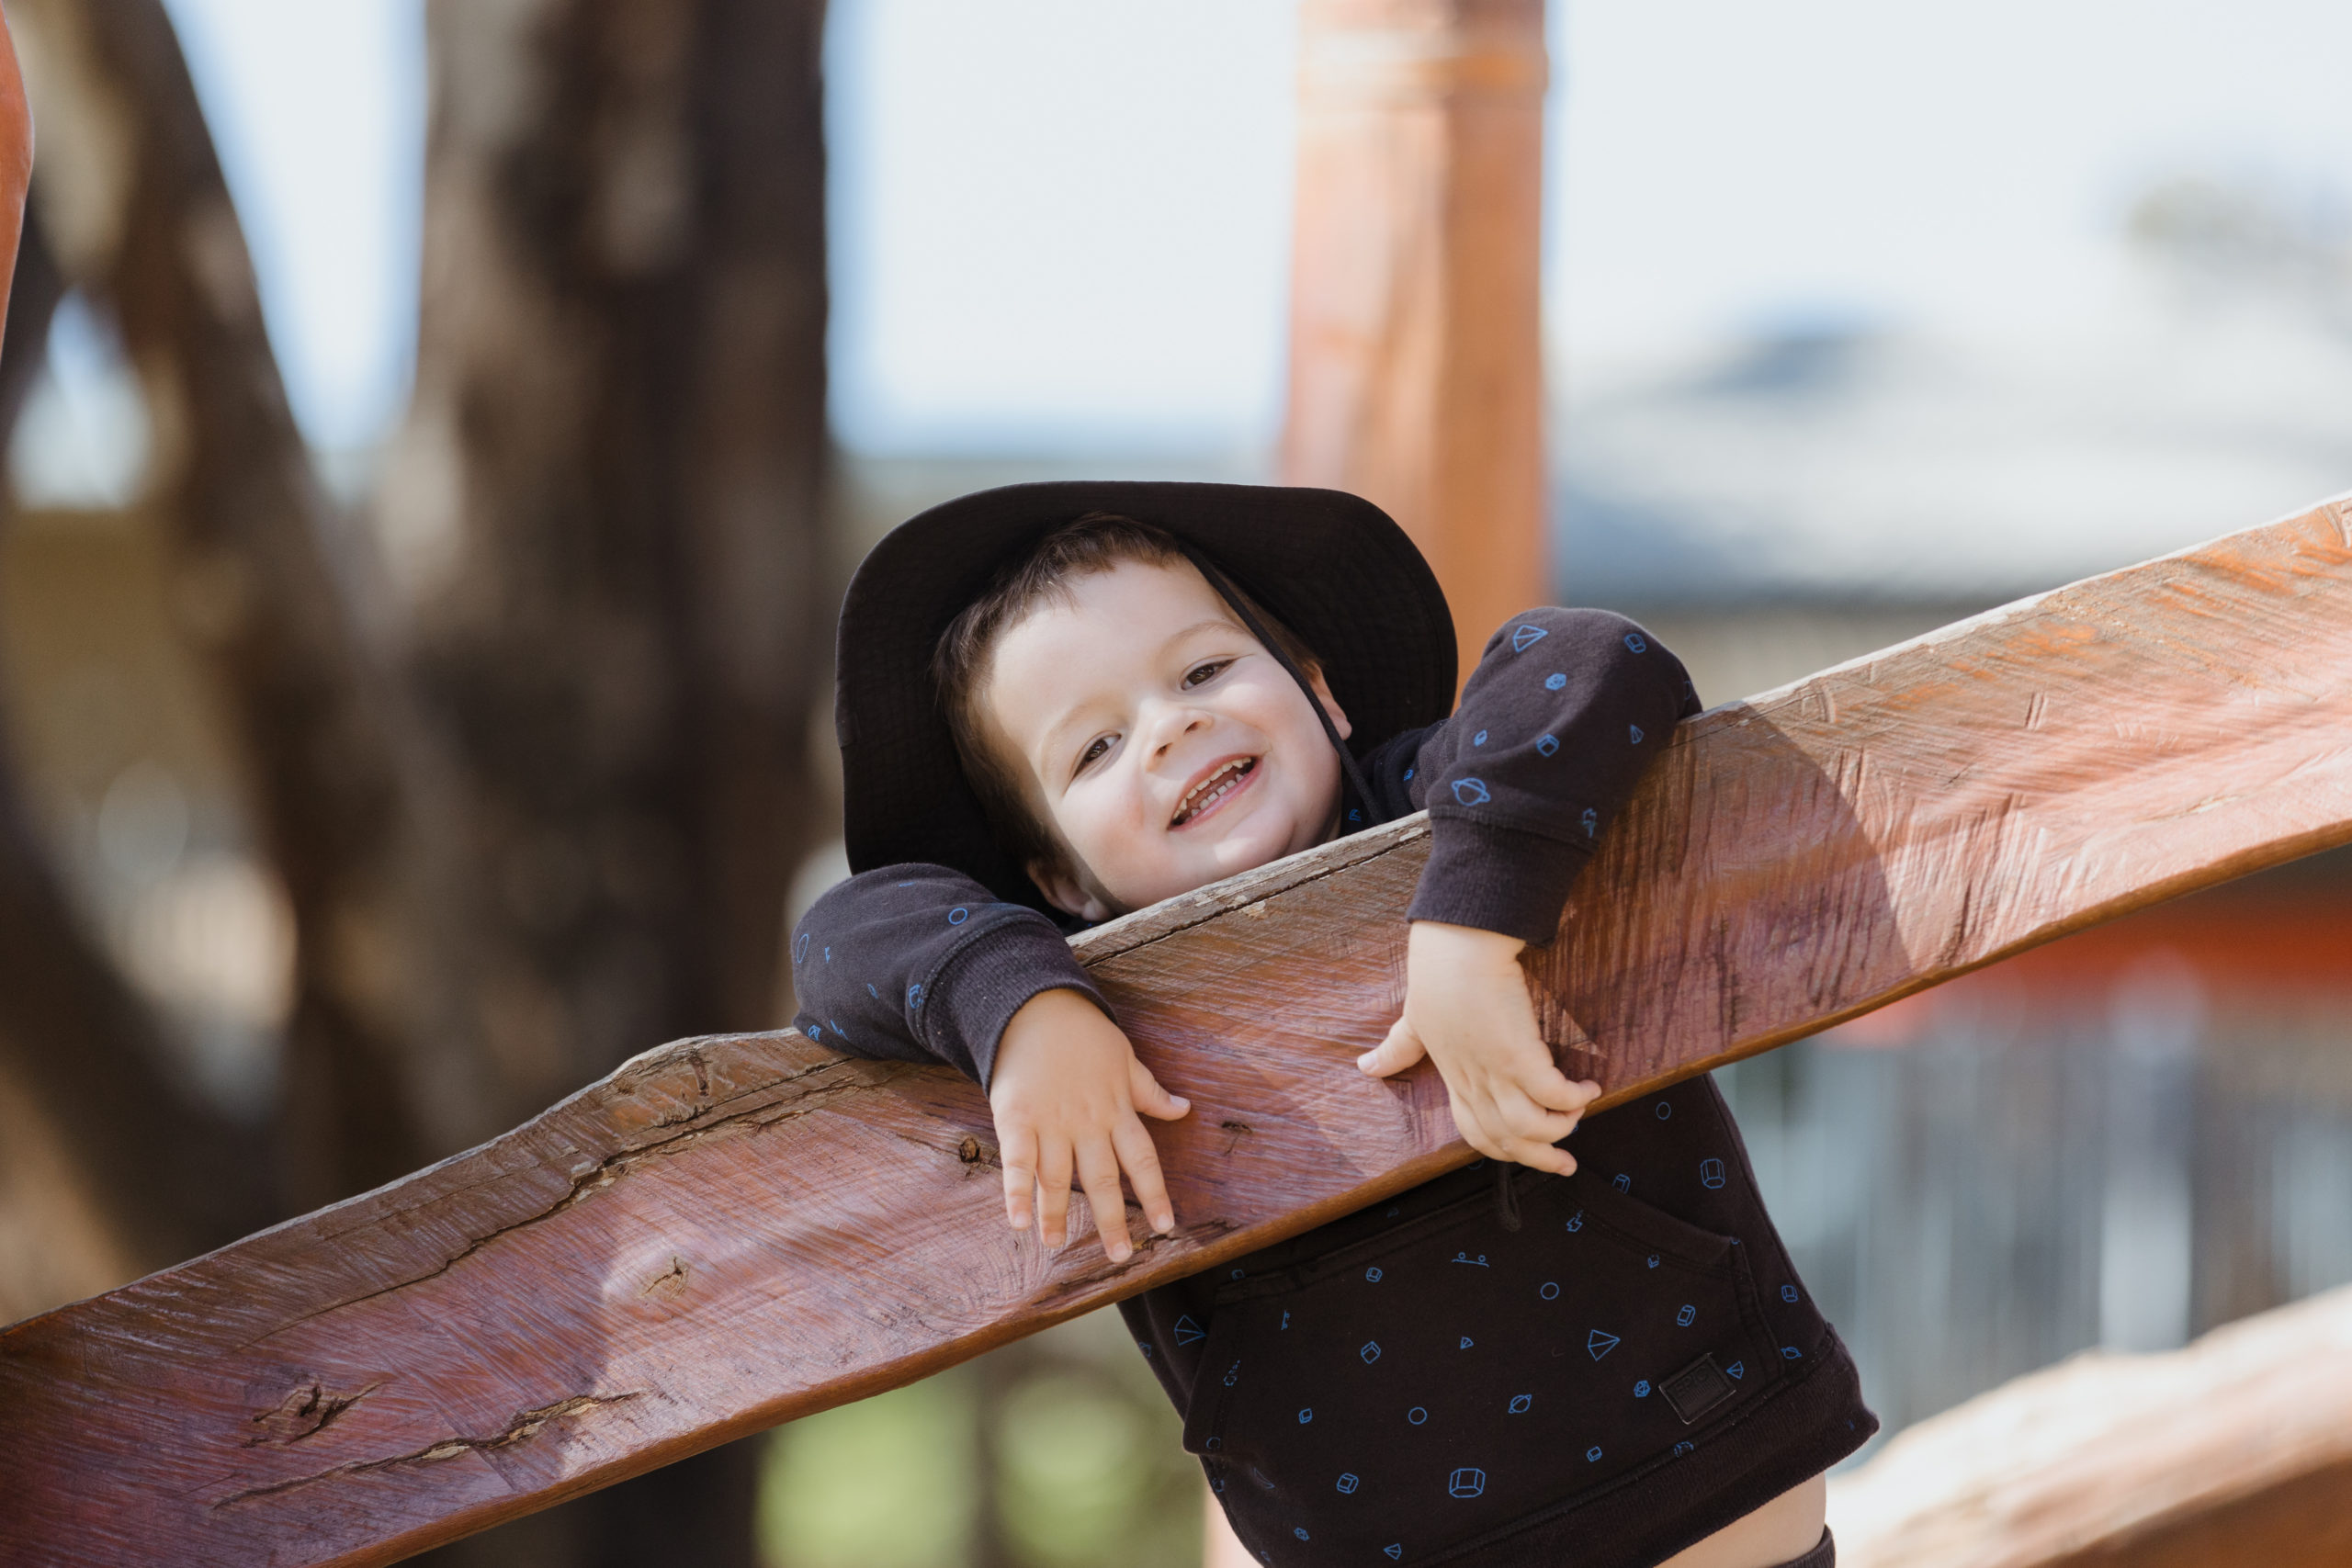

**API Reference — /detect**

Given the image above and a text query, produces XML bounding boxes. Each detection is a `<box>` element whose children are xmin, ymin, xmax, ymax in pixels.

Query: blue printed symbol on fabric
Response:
<box><xmin>1655</xmin><ymin>1100</ymin><xmax>1673</xmax><ymax>1120</ymax></box>
<box><xmin>1225</xmin><ymin>1361</ymin><xmax>1241</xmax><ymax>1387</ymax></box>
<box><xmin>1137</xmin><ymin>1341</ymin><xmax>1152</xmax><ymax>1357</ymax></box>
<box><xmin>1349</xmin><ymin>807</ymin><xmax>1362</xmax><ymax>822</ymax></box>
<box><xmin>1473</xmin><ymin>728</ymin><xmax>1488</xmax><ymax>746</ymax></box>
<box><xmin>1634</xmin><ymin>1381</ymin><xmax>1651</xmax><ymax>1397</ymax></box>
<box><xmin>867</xmin><ymin>983</ymin><xmax>879</xmax><ymax>998</ymax></box>
<box><xmin>1536</xmin><ymin>733</ymin><xmax>1559</xmax><ymax>756</ymax></box>
<box><xmin>1624</xmin><ymin>632</ymin><xmax>1648</xmax><ymax>653</ymax></box>
<box><xmin>1232</xmin><ymin>1269</ymin><xmax>1245</xmax><ymax>1279</ymax></box>
<box><xmin>1700</xmin><ymin>1157</ymin><xmax>1726</xmax><ymax>1190</ymax></box>
<box><xmin>1299</xmin><ymin>1408</ymin><xmax>1314</xmax><ymax>1424</ymax></box>
<box><xmin>1282</xmin><ymin>1312</ymin><xmax>1291</xmax><ymax>1330</ymax></box>
<box><xmin>1403</xmin><ymin>767</ymin><xmax>1414</xmax><ymax>781</ymax></box>
<box><xmin>1512</xmin><ymin>624</ymin><xmax>1549</xmax><ymax>652</ymax></box>
<box><xmin>906</xmin><ymin>984</ymin><xmax>924</xmax><ymax>1010</ymax></box>
<box><xmin>1566</xmin><ymin>1211</ymin><xmax>1585</xmax><ymax>1232</ymax></box>
<box><xmin>1587</xmin><ymin>1329</ymin><xmax>1620</xmax><ymax>1359</ymax></box>
<box><xmin>1385</xmin><ymin>1547</ymin><xmax>1403</xmax><ymax>1562</ymax></box>
<box><xmin>1407</xmin><ymin>1406</ymin><xmax>1429</xmax><ymax>1426</ymax></box>
<box><xmin>1781</xmin><ymin>1285</ymin><xmax>1800</xmax><ymax>1303</ymax></box>
<box><xmin>808</xmin><ymin>1026</ymin><xmax>821</xmax><ymax>1043</ymax></box>
<box><xmin>1366</xmin><ymin>1267</ymin><xmax>1385</xmax><ymax>1283</ymax></box>
<box><xmin>1629</xmin><ymin>725</ymin><xmax>1645</xmax><ymax>744</ymax></box>
<box><xmin>1647</xmin><ymin>1255</ymin><xmax>1660</xmax><ymax>1269</ymax></box>
<box><xmin>1782</xmin><ymin>1346</ymin><xmax>1804</xmax><ymax>1359</ymax></box>
<box><xmin>1726</xmin><ymin>1361</ymin><xmax>1745</xmax><ymax>1380</ymax></box>
<box><xmin>1674</xmin><ymin>1441</ymin><xmax>1694</xmax><ymax>1458</ymax></box>
<box><xmin>829</xmin><ymin>1020</ymin><xmax>845</xmax><ymax>1043</ymax></box>
<box><xmin>1453</xmin><ymin>1252</ymin><xmax>1489</xmax><ymax>1267</ymax></box>
<box><xmin>1677</xmin><ymin>1304</ymin><xmax>1697</xmax><ymax>1327</ymax></box>
<box><xmin>1173</xmin><ymin>1315</ymin><xmax>1206</xmax><ymax>1346</ymax></box>
<box><xmin>1540</xmin><ymin>1281</ymin><xmax>1560</xmax><ymax>1301</ymax></box>
<box><xmin>1295</xmin><ymin>1528</ymin><xmax>1310</xmax><ymax>1540</ymax></box>
<box><xmin>1586</xmin><ymin>1446</ymin><xmax>1604</xmax><ymax>1462</ymax></box>
<box><xmin>1508</xmin><ymin>1393</ymin><xmax>1532</xmax><ymax>1414</ymax></box>
<box><xmin>824</xmin><ymin>947</ymin><xmax>831</xmax><ymax>962</ymax></box>
<box><xmin>1449</xmin><ymin>1469</ymin><xmax>1487</xmax><ymax>1499</ymax></box>
<box><xmin>1451</xmin><ymin>778</ymin><xmax>1491</xmax><ymax>806</ymax></box>
<box><xmin>1545</xmin><ymin>673</ymin><xmax>1567</xmax><ymax>691</ymax></box>
<box><xmin>794</xmin><ymin>931</ymin><xmax>809</xmax><ymax>964</ymax></box>
<box><xmin>1459</xmin><ymin>1337</ymin><xmax>1475</xmax><ymax>1350</ymax></box>
<box><xmin>947</xmin><ymin>907</ymin><xmax>968</xmax><ymax>925</ymax></box>
<box><xmin>1581</xmin><ymin>807</ymin><xmax>1599</xmax><ymax>837</ymax></box>
<box><xmin>1250</xmin><ymin>1466</ymin><xmax>1274</xmax><ymax>1489</ymax></box>
<box><xmin>1337</xmin><ymin>1473</ymin><xmax>1360</xmax><ymax>1494</ymax></box>
<box><xmin>1613</xmin><ymin>1174</ymin><xmax>1633</xmax><ymax>1193</ymax></box>
<box><xmin>1361</xmin><ymin>1340</ymin><xmax>1381</xmax><ymax>1363</ymax></box>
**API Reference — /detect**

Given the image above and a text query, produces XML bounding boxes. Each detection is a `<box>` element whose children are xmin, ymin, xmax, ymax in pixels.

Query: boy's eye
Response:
<box><xmin>1183</xmin><ymin>660</ymin><xmax>1231</xmax><ymax>689</ymax></box>
<box><xmin>1077</xmin><ymin>736</ymin><xmax>1113</xmax><ymax>771</ymax></box>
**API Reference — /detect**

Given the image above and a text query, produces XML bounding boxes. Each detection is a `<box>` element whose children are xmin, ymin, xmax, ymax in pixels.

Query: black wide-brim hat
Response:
<box><xmin>836</xmin><ymin>480</ymin><xmax>1457</xmax><ymax>914</ymax></box>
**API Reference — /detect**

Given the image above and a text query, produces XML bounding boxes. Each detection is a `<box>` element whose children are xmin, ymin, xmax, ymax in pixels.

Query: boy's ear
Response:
<box><xmin>1030</xmin><ymin>859</ymin><xmax>1114</xmax><ymax>924</ymax></box>
<box><xmin>1306</xmin><ymin>665</ymin><xmax>1352</xmax><ymax>741</ymax></box>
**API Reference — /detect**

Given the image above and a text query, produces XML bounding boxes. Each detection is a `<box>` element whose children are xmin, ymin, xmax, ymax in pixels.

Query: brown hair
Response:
<box><xmin>932</xmin><ymin>512</ymin><xmax>1319</xmax><ymax>882</ymax></box>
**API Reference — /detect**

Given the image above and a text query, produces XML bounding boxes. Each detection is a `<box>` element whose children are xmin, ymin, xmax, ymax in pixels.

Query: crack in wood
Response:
<box><xmin>209</xmin><ymin>1393</ymin><xmax>646</xmax><ymax>1509</ymax></box>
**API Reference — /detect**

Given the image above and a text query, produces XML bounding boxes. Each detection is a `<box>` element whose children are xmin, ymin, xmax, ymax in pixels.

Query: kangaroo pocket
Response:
<box><xmin>1182</xmin><ymin>1165</ymin><xmax>1782</xmax><ymax>1566</ymax></box>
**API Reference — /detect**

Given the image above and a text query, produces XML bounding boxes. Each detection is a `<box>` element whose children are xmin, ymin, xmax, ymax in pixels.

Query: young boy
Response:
<box><xmin>795</xmin><ymin>482</ymin><xmax>1872</xmax><ymax>1568</ymax></box>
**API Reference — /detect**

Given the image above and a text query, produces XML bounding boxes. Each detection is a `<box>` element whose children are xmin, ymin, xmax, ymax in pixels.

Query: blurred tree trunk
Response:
<box><xmin>8</xmin><ymin>0</ymin><xmax>449</xmax><ymax>1211</ymax></box>
<box><xmin>0</xmin><ymin>202</ymin><xmax>272</xmax><ymax>1284</ymax></box>
<box><xmin>3</xmin><ymin>0</ymin><xmax>831</xmax><ymax>1560</ymax></box>
<box><xmin>388</xmin><ymin>0</ymin><xmax>832</xmax><ymax>1562</ymax></box>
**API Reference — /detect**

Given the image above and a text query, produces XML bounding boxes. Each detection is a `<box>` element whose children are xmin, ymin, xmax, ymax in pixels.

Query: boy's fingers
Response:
<box><xmin>999</xmin><ymin>1126</ymin><xmax>1038</xmax><ymax>1233</ymax></box>
<box><xmin>1357</xmin><ymin>1016</ymin><xmax>1428</xmax><ymax>1077</ymax></box>
<box><xmin>1111</xmin><ymin>1116</ymin><xmax>1176</xmax><ymax>1234</ymax></box>
<box><xmin>1074</xmin><ymin>1141</ymin><xmax>1133</xmax><ymax>1263</ymax></box>
<box><xmin>1035</xmin><ymin>1140</ymin><xmax>1073</xmax><ymax>1247</ymax></box>
<box><xmin>1128</xmin><ymin>1058</ymin><xmax>1192</xmax><ymax>1122</ymax></box>
<box><xmin>1522</xmin><ymin>1065</ymin><xmax>1603</xmax><ymax>1115</ymax></box>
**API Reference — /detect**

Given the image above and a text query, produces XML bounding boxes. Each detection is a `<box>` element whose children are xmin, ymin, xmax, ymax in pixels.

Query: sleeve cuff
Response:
<box><xmin>1408</xmin><ymin>819</ymin><xmax>1595</xmax><ymax>945</ymax></box>
<box><xmin>927</xmin><ymin>917</ymin><xmax>1114</xmax><ymax>1089</ymax></box>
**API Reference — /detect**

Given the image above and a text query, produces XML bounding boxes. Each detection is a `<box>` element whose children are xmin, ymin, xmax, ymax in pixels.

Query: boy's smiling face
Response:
<box><xmin>980</xmin><ymin>558</ymin><xmax>1351</xmax><ymax>922</ymax></box>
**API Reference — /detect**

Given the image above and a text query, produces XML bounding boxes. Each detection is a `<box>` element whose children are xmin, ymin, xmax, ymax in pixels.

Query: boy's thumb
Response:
<box><xmin>1357</xmin><ymin>1018</ymin><xmax>1427</xmax><ymax>1077</ymax></box>
<box><xmin>1128</xmin><ymin>1058</ymin><xmax>1191</xmax><ymax>1120</ymax></box>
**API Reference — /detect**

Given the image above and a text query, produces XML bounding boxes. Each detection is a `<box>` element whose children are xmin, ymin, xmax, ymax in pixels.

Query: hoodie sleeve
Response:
<box><xmin>1385</xmin><ymin>607</ymin><xmax>1700</xmax><ymax>943</ymax></box>
<box><xmin>788</xmin><ymin>865</ymin><xmax>1113</xmax><ymax>1088</ymax></box>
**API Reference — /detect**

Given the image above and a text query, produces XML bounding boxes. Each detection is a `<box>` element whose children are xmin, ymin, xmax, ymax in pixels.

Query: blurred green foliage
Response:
<box><xmin>760</xmin><ymin>1309</ymin><xmax>1204</xmax><ymax>1568</ymax></box>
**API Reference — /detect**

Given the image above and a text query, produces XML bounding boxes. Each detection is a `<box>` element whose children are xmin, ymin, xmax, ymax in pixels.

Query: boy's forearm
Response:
<box><xmin>1402</xmin><ymin>607</ymin><xmax>1696</xmax><ymax>942</ymax></box>
<box><xmin>789</xmin><ymin>863</ymin><xmax>1110</xmax><ymax>1086</ymax></box>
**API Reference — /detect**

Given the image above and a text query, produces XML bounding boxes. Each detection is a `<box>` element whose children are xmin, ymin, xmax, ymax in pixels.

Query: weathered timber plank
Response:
<box><xmin>5</xmin><ymin>496</ymin><xmax>2350</xmax><ymax>1566</ymax></box>
<box><xmin>1829</xmin><ymin>1282</ymin><xmax>2352</xmax><ymax>1568</ymax></box>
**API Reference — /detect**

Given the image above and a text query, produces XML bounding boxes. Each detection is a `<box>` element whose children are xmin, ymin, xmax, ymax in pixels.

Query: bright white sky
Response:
<box><xmin>153</xmin><ymin>0</ymin><xmax>2352</xmax><ymax>457</ymax></box>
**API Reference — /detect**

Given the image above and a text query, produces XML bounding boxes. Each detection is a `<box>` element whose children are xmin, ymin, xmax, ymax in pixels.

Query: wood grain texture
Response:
<box><xmin>6</xmin><ymin>496</ymin><xmax>2350</xmax><ymax>1566</ymax></box>
<box><xmin>1830</xmin><ymin>1282</ymin><xmax>2352</xmax><ymax>1568</ymax></box>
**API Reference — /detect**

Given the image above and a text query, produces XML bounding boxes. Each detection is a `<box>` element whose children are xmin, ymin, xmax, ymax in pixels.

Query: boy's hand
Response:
<box><xmin>990</xmin><ymin>987</ymin><xmax>1190</xmax><ymax>1263</ymax></box>
<box><xmin>1357</xmin><ymin>921</ymin><xmax>1601</xmax><ymax>1175</ymax></box>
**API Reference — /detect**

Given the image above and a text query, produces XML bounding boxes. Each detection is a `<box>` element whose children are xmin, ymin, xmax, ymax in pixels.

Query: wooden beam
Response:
<box><xmin>1829</xmin><ymin>1282</ymin><xmax>2352</xmax><ymax>1568</ymax></box>
<box><xmin>1283</xmin><ymin>0</ymin><xmax>1551</xmax><ymax>682</ymax></box>
<box><xmin>5</xmin><ymin>496</ymin><xmax>2350</xmax><ymax>1566</ymax></box>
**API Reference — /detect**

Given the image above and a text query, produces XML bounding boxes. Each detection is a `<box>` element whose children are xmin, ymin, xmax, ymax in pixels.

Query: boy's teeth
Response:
<box><xmin>1174</xmin><ymin>758</ymin><xmax>1254</xmax><ymax>825</ymax></box>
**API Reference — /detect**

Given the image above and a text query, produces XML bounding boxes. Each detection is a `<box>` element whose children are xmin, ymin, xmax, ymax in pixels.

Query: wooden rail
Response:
<box><xmin>1831</xmin><ymin>1282</ymin><xmax>2352</xmax><ymax>1568</ymax></box>
<box><xmin>5</xmin><ymin>497</ymin><xmax>2349</xmax><ymax>1566</ymax></box>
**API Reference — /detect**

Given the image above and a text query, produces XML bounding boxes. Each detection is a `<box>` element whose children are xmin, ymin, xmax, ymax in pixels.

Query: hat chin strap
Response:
<box><xmin>1171</xmin><ymin>540</ymin><xmax>1377</xmax><ymax>829</ymax></box>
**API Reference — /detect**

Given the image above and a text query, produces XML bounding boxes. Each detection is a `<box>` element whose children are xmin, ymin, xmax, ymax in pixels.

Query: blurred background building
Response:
<box><xmin>0</xmin><ymin>1</ymin><xmax>2347</xmax><ymax>1564</ymax></box>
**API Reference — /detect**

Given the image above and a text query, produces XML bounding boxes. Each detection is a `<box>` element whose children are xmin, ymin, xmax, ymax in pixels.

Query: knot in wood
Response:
<box><xmin>957</xmin><ymin>1136</ymin><xmax>982</xmax><ymax>1165</ymax></box>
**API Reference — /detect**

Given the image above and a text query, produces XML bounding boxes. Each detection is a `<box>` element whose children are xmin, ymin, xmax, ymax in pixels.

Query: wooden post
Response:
<box><xmin>1283</xmin><ymin>0</ymin><xmax>1551</xmax><ymax>682</ymax></box>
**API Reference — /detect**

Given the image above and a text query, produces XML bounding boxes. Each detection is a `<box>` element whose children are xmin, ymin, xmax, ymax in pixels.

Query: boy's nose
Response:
<box><xmin>1146</xmin><ymin>704</ymin><xmax>1211</xmax><ymax>761</ymax></box>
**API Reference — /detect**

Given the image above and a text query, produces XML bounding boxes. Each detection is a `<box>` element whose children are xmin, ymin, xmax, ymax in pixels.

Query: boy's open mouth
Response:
<box><xmin>1170</xmin><ymin>756</ymin><xmax>1258</xmax><ymax>828</ymax></box>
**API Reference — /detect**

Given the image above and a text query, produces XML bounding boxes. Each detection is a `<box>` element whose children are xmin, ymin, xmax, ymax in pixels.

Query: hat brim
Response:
<box><xmin>836</xmin><ymin>481</ymin><xmax>1457</xmax><ymax>912</ymax></box>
